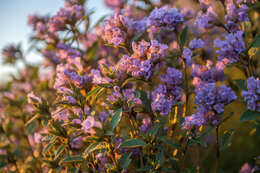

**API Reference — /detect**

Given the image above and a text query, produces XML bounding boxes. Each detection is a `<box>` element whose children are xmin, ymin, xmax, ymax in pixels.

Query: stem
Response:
<box><xmin>215</xmin><ymin>126</ymin><xmax>220</xmax><ymax>173</ymax></box>
<box><xmin>182</xmin><ymin>60</ymin><xmax>189</xmax><ymax>117</ymax></box>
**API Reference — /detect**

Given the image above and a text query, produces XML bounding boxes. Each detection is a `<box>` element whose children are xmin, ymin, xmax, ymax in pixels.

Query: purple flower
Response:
<box><xmin>189</xmin><ymin>38</ymin><xmax>204</xmax><ymax>49</ymax></box>
<box><xmin>52</xmin><ymin>108</ymin><xmax>69</xmax><ymax>121</ymax></box>
<box><xmin>182</xmin><ymin>114</ymin><xmax>205</xmax><ymax>130</ymax></box>
<box><xmin>139</xmin><ymin>117</ymin><xmax>151</xmax><ymax>132</ymax></box>
<box><xmin>67</xmin><ymin>96</ymin><xmax>76</xmax><ymax>104</ymax></box>
<box><xmin>183</xmin><ymin>48</ymin><xmax>193</xmax><ymax>67</ymax></box>
<box><xmin>147</xmin><ymin>5</ymin><xmax>183</xmax><ymax>31</ymax></box>
<box><xmin>242</xmin><ymin>77</ymin><xmax>260</xmax><ymax>111</ymax></box>
<box><xmin>214</xmin><ymin>31</ymin><xmax>245</xmax><ymax>63</ymax></box>
<box><xmin>151</xmin><ymin>85</ymin><xmax>173</xmax><ymax>115</ymax></box>
<box><xmin>192</xmin><ymin>60</ymin><xmax>225</xmax><ymax>88</ymax></box>
<box><xmin>101</xmin><ymin>13</ymin><xmax>131</xmax><ymax>46</ymax></box>
<box><xmin>99</xmin><ymin>111</ymin><xmax>108</xmax><ymax>122</ymax></box>
<box><xmin>194</xmin><ymin>83</ymin><xmax>237</xmax><ymax>125</ymax></box>
<box><xmin>81</xmin><ymin>116</ymin><xmax>102</xmax><ymax>134</ymax></box>
<box><xmin>194</xmin><ymin>7</ymin><xmax>217</xmax><ymax>29</ymax></box>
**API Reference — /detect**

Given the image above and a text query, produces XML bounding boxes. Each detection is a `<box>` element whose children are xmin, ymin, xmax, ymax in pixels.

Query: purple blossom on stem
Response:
<box><xmin>214</xmin><ymin>31</ymin><xmax>245</xmax><ymax>63</ymax></box>
<box><xmin>242</xmin><ymin>77</ymin><xmax>260</xmax><ymax>111</ymax></box>
<box><xmin>81</xmin><ymin>116</ymin><xmax>102</xmax><ymax>134</ymax></box>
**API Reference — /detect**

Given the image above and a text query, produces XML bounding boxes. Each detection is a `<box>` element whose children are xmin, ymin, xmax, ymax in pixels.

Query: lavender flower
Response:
<box><xmin>81</xmin><ymin>116</ymin><xmax>102</xmax><ymax>134</ymax></box>
<box><xmin>139</xmin><ymin>117</ymin><xmax>151</xmax><ymax>132</ymax></box>
<box><xmin>52</xmin><ymin>108</ymin><xmax>69</xmax><ymax>121</ymax></box>
<box><xmin>102</xmin><ymin>13</ymin><xmax>131</xmax><ymax>46</ymax></box>
<box><xmin>192</xmin><ymin>60</ymin><xmax>225</xmax><ymax>88</ymax></box>
<box><xmin>195</xmin><ymin>83</ymin><xmax>237</xmax><ymax>124</ymax></box>
<box><xmin>182</xmin><ymin>114</ymin><xmax>205</xmax><ymax>130</ymax></box>
<box><xmin>214</xmin><ymin>31</ymin><xmax>245</xmax><ymax>63</ymax></box>
<box><xmin>147</xmin><ymin>6</ymin><xmax>183</xmax><ymax>31</ymax></box>
<box><xmin>242</xmin><ymin>77</ymin><xmax>260</xmax><ymax>111</ymax></box>
<box><xmin>194</xmin><ymin>7</ymin><xmax>217</xmax><ymax>29</ymax></box>
<box><xmin>189</xmin><ymin>38</ymin><xmax>204</xmax><ymax>49</ymax></box>
<box><xmin>183</xmin><ymin>48</ymin><xmax>193</xmax><ymax>67</ymax></box>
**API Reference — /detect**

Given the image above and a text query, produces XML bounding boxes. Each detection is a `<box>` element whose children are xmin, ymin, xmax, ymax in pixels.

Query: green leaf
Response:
<box><xmin>220</xmin><ymin>129</ymin><xmax>234</xmax><ymax>151</ymax></box>
<box><xmin>110</xmin><ymin>108</ymin><xmax>122</xmax><ymax>130</ymax></box>
<box><xmin>84</xmin><ymin>142</ymin><xmax>105</xmax><ymax>156</ymax></box>
<box><xmin>235</xmin><ymin>79</ymin><xmax>247</xmax><ymax>91</ymax></box>
<box><xmin>54</xmin><ymin>144</ymin><xmax>66</xmax><ymax>160</ymax></box>
<box><xmin>250</xmin><ymin>34</ymin><xmax>260</xmax><ymax>48</ymax></box>
<box><xmin>240</xmin><ymin>110</ymin><xmax>260</xmax><ymax>122</ymax></box>
<box><xmin>118</xmin><ymin>152</ymin><xmax>132</xmax><ymax>169</ymax></box>
<box><xmin>180</xmin><ymin>26</ymin><xmax>189</xmax><ymax>48</ymax></box>
<box><xmin>62</xmin><ymin>155</ymin><xmax>84</xmax><ymax>163</ymax></box>
<box><xmin>147</xmin><ymin>123</ymin><xmax>161</xmax><ymax>136</ymax></box>
<box><xmin>43</xmin><ymin>137</ymin><xmax>57</xmax><ymax>154</ymax></box>
<box><xmin>159</xmin><ymin>136</ymin><xmax>180</xmax><ymax>150</ymax></box>
<box><xmin>155</xmin><ymin>150</ymin><xmax>164</xmax><ymax>166</ymax></box>
<box><xmin>25</xmin><ymin>114</ymin><xmax>40</xmax><ymax>126</ymax></box>
<box><xmin>86</xmin><ymin>86</ymin><xmax>102</xmax><ymax>101</ymax></box>
<box><xmin>120</xmin><ymin>139</ymin><xmax>147</xmax><ymax>148</ymax></box>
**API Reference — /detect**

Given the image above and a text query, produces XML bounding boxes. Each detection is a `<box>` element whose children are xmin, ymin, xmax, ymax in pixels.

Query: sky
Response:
<box><xmin>0</xmin><ymin>0</ymin><xmax>111</xmax><ymax>82</ymax></box>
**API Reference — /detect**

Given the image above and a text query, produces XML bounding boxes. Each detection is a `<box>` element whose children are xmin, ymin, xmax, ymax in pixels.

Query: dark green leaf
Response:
<box><xmin>54</xmin><ymin>144</ymin><xmax>66</xmax><ymax>160</ymax></box>
<box><xmin>118</xmin><ymin>152</ymin><xmax>132</xmax><ymax>169</ymax></box>
<box><xmin>250</xmin><ymin>34</ymin><xmax>260</xmax><ymax>48</ymax></box>
<box><xmin>43</xmin><ymin>137</ymin><xmax>57</xmax><ymax>154</ymax></box>
<box><xmin>110</xmin><ymin>108</ymin><xmax>122</xmax><ymax>130</ymax></box>
<box><xmin>147</xmin><ymin>123</ymin><xmax>161</xmax><ymax>136</ymax></box>
<box><xmin>240</xmin><ymin>110</ymin><xmax>260</xmax><ymax>122</ymax></box>
<box><xmin>235</xmin><ymin>79</ymin><xmax>247</xmax><ymax>91</ymax></box>
<box><xmin>180</xmin><ymin>26</ymin><xmax>189</xmax><ymax>48</ymax></box>
<box><xmin>120</xmin><ymin>139</ymin><xmax>147</xmax><ymax>148</ymax></box>
<box><xmin>86</xmin><ymin>86</ymin><xmax>102</xmax><ymax>101</ymax></box>
<box><xmin>159</xmin><ymin>136</ymin><xmax>180</xmax><ymax>149</ymax></box>
<box><xmin>62</xmin><ymin>155</ymin><xmax>84</xmax><ymax>163</ymax></box>
<box><xmin>84</xmin><ymin>142</ymin><xmax>104</xmax><ymax>156</ymax></box>
<box><xmin>155</xmin><ymin>150</ymin><xmax>164</xmax><ymax>166</ymax></box>
<box><xmin>220</xmin><ymin>129</ymin><xmax>234</xmax><ymax>151</ymax></box>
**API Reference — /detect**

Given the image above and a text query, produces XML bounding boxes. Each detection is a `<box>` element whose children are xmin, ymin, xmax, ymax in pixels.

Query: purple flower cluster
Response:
<box><xmin>182</xmin><ymin>114</ymin><xmax>205</xmax><ymax>130</ymax></box>
<box><xmin>105</xmin><ymin>0</ymin><xmax>126</xmax><ymax>11</ymax></box>
<box><xmin>194</xmin><ymin>7</ymin><xmax>217</xmax><ymax>29</ymax></box>
<box><xmin>225</xmin><ymin>1</ymin><xmax>249</xmax><ymax>32</ymax></box>
<box><xmin>119</xmin><ymin>40</ymin><xmax>168</xmax><ymax>79</ymax></box>
<box><xmin>242</xmin><ymin>77</ymin><xmax>260</xmax><ymax>111</ymax></box>
<box><xmin>189</xmin><ymin>38</ymin><xmax>205</xmax><ymax>49</ymax></box>
<box><xmin>139</xmin><ymin>117</ymin><xmax>151</xmax><ymax>133</ymax></box>
<box><xmin>214</xmin><ymin>31</ymin><xmax>245</xmax><ymax>63</ymax></box>
<box><xmin>49</xmin><ymin>4</ymin><xmax>84</xmax><ymax>32</ymax></box>
<box><xmin>151</xmin><ymin>68</ymin><xmax>182</xmax><ymax>115</ymax></box>
<box><xmin>192</xmin><ymin>60</ymin><xmax>225</xmax><ymax>88</ymax></box>
<box><xmin>147</xmin><ymin>6</ymin><xmax>184</xmax><ymax>32</ymax></box>
<box><xmin>183</xmin><ymin>83</ymin><xmax>236</xmax><ymax>130</ymax></box>
<box><xmin>81</xmin><ymin>116</ymin><xmax>102</xmax><ymax>134</ymax></box>
<box><xmin>57</xmin><ymin>43</ymin><xmax>82</xmax><ymax>60</ymax></box>
<box><xmin>101</xmin><ymin>13</ymin><xmax>131</xmax><ymax>46</ymax></box>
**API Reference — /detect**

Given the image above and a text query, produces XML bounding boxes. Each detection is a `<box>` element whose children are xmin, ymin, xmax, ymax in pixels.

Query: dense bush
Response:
<box><xmin>0</xmin><ymin>0</ymin><xmax>260</xmax><ymax>172</ymax></box>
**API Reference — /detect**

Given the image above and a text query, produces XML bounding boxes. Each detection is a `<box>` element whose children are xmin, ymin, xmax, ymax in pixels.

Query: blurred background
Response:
<box><xmin>0</xmin><ymin>0</ymin><xmax>111</xmax><ymax>82</ymax></box>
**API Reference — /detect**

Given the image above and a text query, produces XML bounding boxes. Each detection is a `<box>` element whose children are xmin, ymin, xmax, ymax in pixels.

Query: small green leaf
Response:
<box><xmin>86</xmin><ymin>86</ymin><xmax>102</xmax><ymax>101</ymax></box>
<box><xmin>220</xmin><ymin>129</ymin><xmax>234</xmax><ymax>151</ymax></box>
<box><xmin>54</xmin><ymin>144</ymin><xmax>66</xmax><ymax>160</ymax></box>
<box><xmin>155</xmin><ymin>150</ymin><xmax>164</xmax><ymax>166</ymax></box>
<box><xmin>180</xmin><ymin>26</ymin><xmax>189</xmax><ymax>48</ymax></box>
<box><xmin>240</xmin><ymin>110</ymin><xmax>260</xmax><ymax>122</ymax></box>
<box><xmin>62</xmin><ymin>155</ymin><xmax>84</xmax><ymax>163</ymax></box>
<box><xmin>110</xmin><ymin>108</ymin><xmax>122</xmax><ymax>130</ymax></box>
<box><xmin>235</xmin><ymin>79</ymin><xmax>247</xmax><ymax>91</ymax></box>
<box><xmin>84</xmin><ymin>142</ymin><xmax>105</xmax><ymax>156</ymax></box>
<box><xmin>118</xmin><ymin>152</ymin><xmax>132</xmax><ymax>169</ymax></box>
<box><xmin>159</xmin><ymin>136</ymin><xmax>180</xmax><ymax>150</ymax></box>
<box><xmin>147</xmin><ymin>123</ymin><xmax>161</xmax><ymax>136</ymax></box>
<box><xmin>120</xmin><ymin>139</ymin><xmax>147</xmax><ymax>148</ymax></box>
<box><xmin>250</xmin><ymin>34</ymin><xmax>260</xmax><ymax>48</ymax></box>
<box><xmin>25</xmin><ymin>114</ymin><xmax>40</xmax><ymax>126</ymax></box>
<box><xmin>43</xmin><ymin>137</ymin><xmax>57</xmax><ymax>154</ymax></box>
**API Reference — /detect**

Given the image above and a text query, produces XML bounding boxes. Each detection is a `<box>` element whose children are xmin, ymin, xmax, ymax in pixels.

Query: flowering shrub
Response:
<box><xmin>1</xmin><ymin>0</ymin><xmax>260</xmax><ymax>172</ymax></box>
